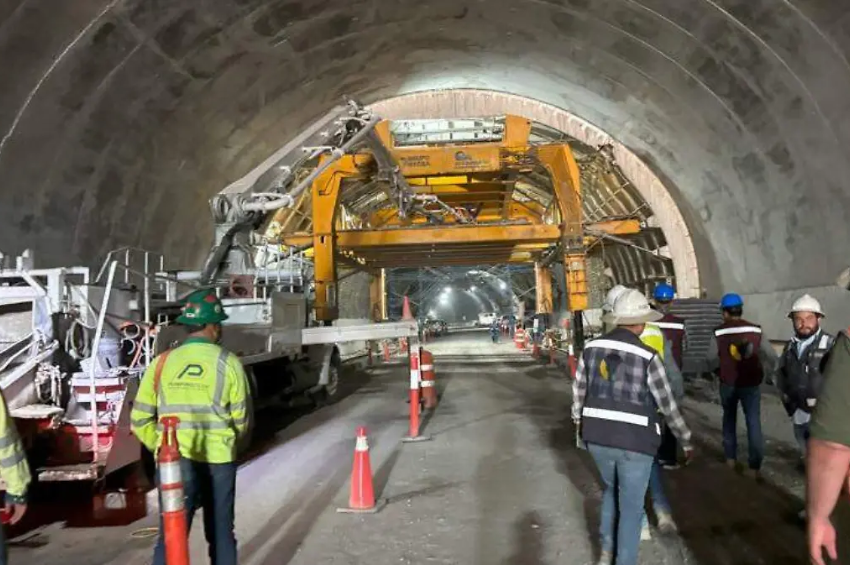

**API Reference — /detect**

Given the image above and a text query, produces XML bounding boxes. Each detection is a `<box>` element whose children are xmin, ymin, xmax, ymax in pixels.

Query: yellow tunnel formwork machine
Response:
<box><xmin>271</xmin><ymin>114</ymin><xmax>640</xmax><ymax>343</ymax></box>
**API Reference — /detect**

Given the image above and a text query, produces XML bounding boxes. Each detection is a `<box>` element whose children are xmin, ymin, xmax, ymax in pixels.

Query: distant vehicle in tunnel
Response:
<box><xmin>477</xmin><ymin>312</ymin><xmax>498</xmax><ymax>327</ymax></box>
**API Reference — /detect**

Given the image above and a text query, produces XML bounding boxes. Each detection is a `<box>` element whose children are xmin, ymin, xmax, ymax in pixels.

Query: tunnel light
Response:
<box><xmin>468</xmin><ymin>269</ymin><xmax>480</xmax><ymax>275</ymax></box>
<box><xmin>444</xmin><ymin>286</ymin><xmax>452</xmax><ymax>292</ymax></box>
<box><xmin>470</xmin><ymin>285</ymin><xmax>476</xmax><ymax>292</ymax></box>
<box><xmin>439</xmin><ymin>294</ymin><xmax>449</xmax><ymax>304</ymax></box>
<box><xmin>499</xmin><ymin>281</ymin><xmax>507</xmax><ymax>290</ymax></box>
<box><xmin>428</xmin><ymin>309</ymin><xmax>436</xmax><ymax>317</ymax></box>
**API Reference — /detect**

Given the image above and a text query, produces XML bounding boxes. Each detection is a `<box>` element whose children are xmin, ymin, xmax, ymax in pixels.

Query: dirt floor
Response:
<box><xmin>12</xmin><ymin>329</ymin><xmax>845</xmax><ymax>565</ymax></box>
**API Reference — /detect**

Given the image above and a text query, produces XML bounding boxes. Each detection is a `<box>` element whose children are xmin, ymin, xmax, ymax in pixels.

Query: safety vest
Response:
<box><xmin>715</xmin><ymin>319</ymin><xmax>764</xmax><ymax>387</ymax></box>
<box><xmin>640</xmin><ymin>323</ymin><xmax>665</xmax><ymax>356</ymax></box>
<box><xmin>656</xmin><ymin>314</ymin><xmax>686</xmax><ymax>369</ymax></box>
<box><xmin>580</xmin><ymin>328</ymin><xmax>662</xmax><ymax>456</ymax></box>
<box><xmin>0</xmin><ymin>393</ymin><xmax>30</xmax><ymax>502</ymax></box>
<box><xmin>130</xmin><ymin>337</ymin><xmax>250</xmax><ymax>463</ymax></box>
<box><xmin>779</xmin><ymin>330</ymin><xmax>834</xmax><ymax>414</ymax></box>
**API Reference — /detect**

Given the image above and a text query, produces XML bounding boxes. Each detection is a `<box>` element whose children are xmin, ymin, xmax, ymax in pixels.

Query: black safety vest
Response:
<box><xmin>780</xmin><ymin>331</ymin><xmax>834</xmax><ymax>413</ymax></box>
<box><xmin>580</xmin><ymin>328</ymin><xmax>662</xmax><ymax>456</ymax></box>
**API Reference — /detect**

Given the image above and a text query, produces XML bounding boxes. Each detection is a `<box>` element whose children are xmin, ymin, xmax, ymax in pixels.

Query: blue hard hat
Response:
<box><xmin>654</xmin><ymin>283</ymin><xmax>675</xmax><ymax>302</ymax></box>
<box><xmin>720</xmin><ymin>293</ymin><xmax>744</xmax><ymax>309</ymax></box>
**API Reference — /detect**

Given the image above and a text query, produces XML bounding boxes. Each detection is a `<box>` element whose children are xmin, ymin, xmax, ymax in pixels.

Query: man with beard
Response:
<box><xmin>775</xmin><ymin>294</ymin><xmax>834</xmax><ymax>470</ymax></box>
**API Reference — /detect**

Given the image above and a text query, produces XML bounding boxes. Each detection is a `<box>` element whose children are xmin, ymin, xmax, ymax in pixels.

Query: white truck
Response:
<box><xmin>0</xmin><ymin>101</ymin><xmax>418</xmax><ymax>483</ymax></box>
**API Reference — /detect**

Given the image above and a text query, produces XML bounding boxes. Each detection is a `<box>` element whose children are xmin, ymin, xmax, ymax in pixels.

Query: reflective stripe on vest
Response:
<box><xmin>582</xmin><ymin>406</ymin><xmax>649</xmax><ymax>427</ymax></box>
<box><xmin>715</xmin><ymin>326</ymin><xmax>762</xmax><ymax>336</ymax></box>
<box><xmin>818</xmin><ymin>334</ymin><xmax>830</xmax><ymax>350</ymax></box>
<box><xmin>655</xmin><ymin>322</ymin><xmax>685</xmax><ymax>331</ymax></box>
<box><xmin>585</xmin><ymin>339</ymin><xmax>655</xmax><ymax>361</ymax></box>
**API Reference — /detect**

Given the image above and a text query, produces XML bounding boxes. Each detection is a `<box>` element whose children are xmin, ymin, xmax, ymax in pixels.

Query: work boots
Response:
<box><xmin>596</xmin><ymin>550</ymin><xmax>613</xmax><ymax>565</ymax></box>
<box><xmin>657</xmin><ymin>511</ymin><xmax>678</xmax><ymax>534</ymax></box>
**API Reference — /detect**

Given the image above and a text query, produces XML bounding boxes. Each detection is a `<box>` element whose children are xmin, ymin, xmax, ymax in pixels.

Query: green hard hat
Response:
<box><xmin>176</xmin><ymin>289</ymin><xmax>228</xmax><ymax>325</ymax></box>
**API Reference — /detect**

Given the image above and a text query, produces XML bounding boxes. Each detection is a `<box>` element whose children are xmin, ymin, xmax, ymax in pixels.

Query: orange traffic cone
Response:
<box><xmin>402</xmin><ymin>296</ymin><xmax>414</xmax><ymax>320</ymax></box>
<box><xmin>382</xmin><ymin>341</ymin><xmax>391</xmax><ymax>363</ymax></box>
<box><xmin>337</xmin><ymin>427</ymin><xmax>384</xmax><ymax>514</ymax></box>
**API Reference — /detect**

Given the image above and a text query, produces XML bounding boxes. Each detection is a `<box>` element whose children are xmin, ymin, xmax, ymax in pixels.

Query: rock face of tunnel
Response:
<box><xmin>2</xmin><ymin>1</ymin><xmax>850</xmax><ymax>312</ymax></box>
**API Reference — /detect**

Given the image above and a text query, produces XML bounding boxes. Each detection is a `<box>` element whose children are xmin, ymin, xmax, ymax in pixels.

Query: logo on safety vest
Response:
<box><xmin>176</xmin><ymin>364</ymin><xmax>205</xmax><ymax>379</ymax></box>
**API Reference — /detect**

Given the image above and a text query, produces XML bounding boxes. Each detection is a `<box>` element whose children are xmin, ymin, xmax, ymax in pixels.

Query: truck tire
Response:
<box><xmin>315</xmin><ymin>354</ymin><xmax>342</xmax><ymax>406</ymax></box>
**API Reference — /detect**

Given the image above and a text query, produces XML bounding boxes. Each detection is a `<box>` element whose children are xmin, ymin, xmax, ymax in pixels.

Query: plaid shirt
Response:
<box><xmin>572</xmin><ymin>329</ymin><xmax>692</xmax><ymax>449</ymax></box>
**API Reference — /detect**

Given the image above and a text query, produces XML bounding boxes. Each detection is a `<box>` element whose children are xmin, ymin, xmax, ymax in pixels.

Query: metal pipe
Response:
<box><xmin>144</xmin><ymin>252</ymin><xmax>152</xmax><ymax>368</ymax></box>
<box><xmin>88</xmin><ymin>260</ymin><xmax>117</xmax><ymax>464</ymax></box>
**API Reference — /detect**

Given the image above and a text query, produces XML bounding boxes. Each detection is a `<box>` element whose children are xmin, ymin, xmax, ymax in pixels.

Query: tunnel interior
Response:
<box><xmin>3</xmin><ymin>1</ymin><xmax>850</xmax><ymax>337</ymax></box>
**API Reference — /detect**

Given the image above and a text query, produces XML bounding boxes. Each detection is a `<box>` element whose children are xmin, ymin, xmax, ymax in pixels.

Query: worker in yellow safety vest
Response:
<box><xmin>131</xmin><ymin>289</ymin><xmax>250</xmax><ymax>565</ymax></box>
<box><xmin>0</xmin><ymin>388</ymin><xmax>30</xmax><ymax>565</ymax></box>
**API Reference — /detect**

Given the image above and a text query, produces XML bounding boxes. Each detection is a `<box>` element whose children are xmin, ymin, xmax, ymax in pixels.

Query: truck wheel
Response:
<box><xmin>315</xmin><ymin>355</ymin><xmax>342</xmax><ymax>406</ymax></box>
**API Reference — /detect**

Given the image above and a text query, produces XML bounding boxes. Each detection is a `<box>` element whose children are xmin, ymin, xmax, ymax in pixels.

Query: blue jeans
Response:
<box><xmin>153</xmin><ymin>459</ymin><xmax>238</xmax><ymax>565</ymax></box>
<box><xmin>794</xmin><ymin>421</ymin><xmax>810</xmax><ymax>458</ymax></box>
<box><xmin>640</xmin><ymin>459</ymin><xmax>672</xmax><ymax>529</ymax></box>
<box><xmin>719</xmin><ymin>384</ymin><xmax>764</xmax><ymax>470</ymax></box>
<box><xmin>587</xmin><ymin>443</ymin><xmax>654</xmax><ymax>565</ymax></box>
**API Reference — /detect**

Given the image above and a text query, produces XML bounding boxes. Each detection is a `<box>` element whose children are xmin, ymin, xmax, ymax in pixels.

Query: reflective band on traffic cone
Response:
<box><xmin>337</xmin><ymin>427</ymin><xmax>384</xmax><ymax>514</ymax></box>
<box><xmin>420</xmin><ymin>349</ymin><xmax>437</xmax><ymax>409</ymax></box>
<box><xmin>514</xmin><ymin>329</ymin><xmax>525</xmax><ymax>349</ymax></box>
<box><xmin>158</xmin><ymin>416</ymin><xmax>190</xmax><ymax>565</ymax></box>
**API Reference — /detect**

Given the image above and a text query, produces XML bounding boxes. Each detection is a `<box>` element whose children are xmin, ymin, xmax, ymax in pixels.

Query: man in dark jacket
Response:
<box><xmin>573</xmin><ymin>289</ymin><xmax>693</xmax><ymax>565</ymax></box>
<box><xmin>706</xmin><ymin>293</ymin><xmax>777</xmax><ymax>480</ymax></box>
<box><xmin>775</xmin><ymin>294</ymin><xmax>834</xmax><ymax>467</ymax></box>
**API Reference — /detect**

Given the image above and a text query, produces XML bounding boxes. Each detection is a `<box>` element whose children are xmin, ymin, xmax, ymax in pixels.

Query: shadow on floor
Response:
<box><xmin>502</xmin><ymin>511</ymin><xmax>549</xmax><ymax>565</ymax></box>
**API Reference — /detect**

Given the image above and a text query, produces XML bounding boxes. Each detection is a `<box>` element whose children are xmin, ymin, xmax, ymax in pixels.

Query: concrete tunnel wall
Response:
<box><xmin>2</xmin><ymin>1</ymin><xmax>850</xmax><ymax>339</ymax></box>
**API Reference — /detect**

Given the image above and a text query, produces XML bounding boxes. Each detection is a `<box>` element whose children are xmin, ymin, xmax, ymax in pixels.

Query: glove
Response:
<box><xmin>807</xmin><ymin>398</ymin><xmax>817</xmax><ymax>408</ymax></box>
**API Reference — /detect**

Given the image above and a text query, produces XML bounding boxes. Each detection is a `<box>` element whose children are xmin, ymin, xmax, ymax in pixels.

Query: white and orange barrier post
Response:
<box><xmin>420</xmin><ymin>349</ymin><xmax>437</xmax><ymax>409</ymax></box>
<box><xmin>158</xmin><ymin>416</ymin><xmax>190</xmax><ymax>565</ymax></box>
<box><xmin>403</xmin><ymin>348</ymin><xmax>431</xmax><ymax>443</ymax></box>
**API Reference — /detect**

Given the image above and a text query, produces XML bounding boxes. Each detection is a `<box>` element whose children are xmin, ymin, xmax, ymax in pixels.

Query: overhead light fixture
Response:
<box><xmin>470</xmin><ymin>285</ymin><xmax>476</xmax><ymax>291</ymax></box>
<box><xmin>444</xmin><ymin>286</ymin><xmax>452</xmax><ymax>292</ymax></box>
<box><xmin>499</xmin><ymin>281</ymin><xmax>508</xmax><ymax>290</ymax></box>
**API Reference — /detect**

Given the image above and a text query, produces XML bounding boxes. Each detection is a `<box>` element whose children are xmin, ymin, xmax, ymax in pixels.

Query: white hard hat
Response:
<box><xmin>603</xmin><ymin>285</ymin><xmax>629</xmax><ymax>312</ymax></box>
<box><xmin>789</xmin><ymin>294</ymin><xmax>824</xmax><ymax>318</ymax></box>
<box><xmin>603</xmin><ymin>289</ymin><xmax>663</xmax><ymax>325</ymax></box>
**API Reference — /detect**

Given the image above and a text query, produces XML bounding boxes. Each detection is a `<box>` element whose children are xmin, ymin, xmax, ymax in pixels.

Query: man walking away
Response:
<box><xmin>573</xmin><ymin>289</ymin><xmax>693</xmax><ymax>565</ymax></box>
<box><xmin>706</xmin><ymin>293</ymin><xmax>777</xmax><ymax>480</ymax></box>
<box><xmin>131</xmin><ymin>289</ymin><xmax>251</xmax><ymax>565</ymax></box>
<box><xmin>775</xmin><ymin>294</ymin><xmax>833</xmax><ymax>471</ymax></box>
<box><xmin>652</xmin><ymin>282</ymin><xmax>687</xmax><ymax>468</ymax></box>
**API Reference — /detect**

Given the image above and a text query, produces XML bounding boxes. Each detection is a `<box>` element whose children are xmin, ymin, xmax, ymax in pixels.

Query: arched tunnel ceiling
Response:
<box><xmin>1</xmin><ymin>0</ymin><xmax>850</xmax><ymax>300</ymax></box>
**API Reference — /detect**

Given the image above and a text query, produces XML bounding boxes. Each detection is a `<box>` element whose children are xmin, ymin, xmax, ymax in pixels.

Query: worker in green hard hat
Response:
<box><xmin>131</xmin><ymin>289</ymin><xmax>250</xmax><ymax>565</ymax></box>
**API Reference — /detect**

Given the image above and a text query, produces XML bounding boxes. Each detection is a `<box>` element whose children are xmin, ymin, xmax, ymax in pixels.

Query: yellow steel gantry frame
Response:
<box><xmin>276</xmin><ymin>116</ymin><xmax>641</xmax><ymax>321</ymax></box>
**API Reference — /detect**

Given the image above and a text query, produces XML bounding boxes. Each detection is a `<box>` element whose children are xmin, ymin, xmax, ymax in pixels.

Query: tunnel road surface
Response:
<box><xmin>11</xmin><ymin>330</ymin><xmax>830</xmax><ymax>565</ymax></box>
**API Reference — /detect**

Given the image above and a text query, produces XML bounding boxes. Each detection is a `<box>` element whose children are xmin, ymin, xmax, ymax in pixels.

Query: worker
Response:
<box><xmin>628</xmin><ymin>290</ymin><xmax>685</xmax><ymax>541</ymax></box>
<box><xmin>706</xmin><ymin>293</ymin><xmax>777</xmax><ymax>480</ymax></box>
<box><xmin>807</xmin><ymin>325</ymin><xmax>850</xmax><ymax>564</ymax></box>
<box><xmin>131</xmin><ymin>289</ymin><xmax>250</xmax><ymax>565</ymax></box>
<box><xmin>601</xmin><ymin>284</ymin><xmax>629</xmax><ymax>334</ymax></box>
<box><xmin>652</xmin><ymin>282</ymin><xmax>687</xmax><ymax>468</ymax></box>
<box><xmin>0</xmin><ymin>388</ymin><xmax>30</xmax><ymax>565</ymax></box>
<box><xmin>572</xmin><ymin>289</ymin><xmax>692</xmax><ymax>565</ymax></box>
<box><xmin>774</xmin><ymin>294</ymin><xmax>833</xmax><ymax>468</ymax></box>
<box><xmin>489</xmin><ymin>319</ymin><xmax>500</xmax><ymax>343</ymax></box>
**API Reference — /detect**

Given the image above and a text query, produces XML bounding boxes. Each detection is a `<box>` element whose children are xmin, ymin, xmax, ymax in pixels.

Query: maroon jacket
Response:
<box><xmin>656</xmin><ymin>313</ymin><xmax>685</xmax><ymax>369</ymax></box>
<box><xmin>714</xmin><ymin>318</ymin><xmax>764</xmax><ymax>387</ymax></box>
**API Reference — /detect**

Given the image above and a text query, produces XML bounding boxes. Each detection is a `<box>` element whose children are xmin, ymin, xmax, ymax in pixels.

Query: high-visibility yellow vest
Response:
<box><xmin>640</xmin><ymin>323</ymin><xmax>665</xmax><ymax>356</ymax></box>
<box><xmin>130</xmin><ymin>337</ymin><xmax>250</xmax><ymax>463</ymax></box>
<box><xmin>0</xmin><ymin>393</ymin><xmax>30</xmax><ymax>502</ymax></box>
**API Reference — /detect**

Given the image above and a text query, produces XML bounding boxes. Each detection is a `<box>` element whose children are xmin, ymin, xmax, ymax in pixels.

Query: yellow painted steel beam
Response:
<box><xmin>369</xmin><ymin>270</ymin><xmax>386</xmax><ymax>321</ymax></box>
<box><xmin>336</xmin><ymin>223</ymin><xmax>560</xmax><ymax>248</ymax></box>
<box><xmin>536</xmin><ymin>145</ymin><xmax>582</xmax><ymax>237</ymax></box>
<box><xmin>311</xmin><ymin>156</ymin><xmax>361</xmax><ymax>322</ymax></box>
<box><xmin>564</xmin><ymin>253</ymin><xmax>589</xmax><ymax>312</ymax></box>
<box><xmin>585</xmin><ymin>219</ymin><xmax>642</xmax><ymax>236</ymax></box>
<box><xmin>535</xmin><ymin>263</ymin><xmax>554</xmax><ymax>314</ymax></box>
